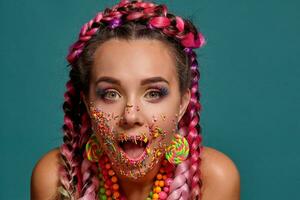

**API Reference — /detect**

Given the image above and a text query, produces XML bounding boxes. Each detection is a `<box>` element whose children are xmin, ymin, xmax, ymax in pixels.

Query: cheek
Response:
<box><xmin>151</xmin><ymin>112</ymin><xmax>179</xmax><ymax>144</ymax></box>
<box><xmin>88</xmin><ymin>106</ymin><xmax>121</xmax><ymax>136</ymax></box>
<box><xmin>92</xmin><ymin>101</ymin><xmax>124</xmax><ymax>117</ymax></box>
<box><xmin>142</xmin><ymin>101</ymin><xmax>180</xmax><ymax>134</ymax></box>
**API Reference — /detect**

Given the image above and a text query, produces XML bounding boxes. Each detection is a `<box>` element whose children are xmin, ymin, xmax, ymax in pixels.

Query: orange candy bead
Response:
<box><xmin>108</xmin><ymin>169</ymin><xmax>115</xmax><ymax>176</ymax></box>
<box><xmin>152</xmin><ymin>193</ymin><xmax>159</xmax><ymax>199</ymax></box>
<box><xmin>111</xmin><ymin>176</ymin><xmax>118</xmax><ymax>183</ymax></box>
<box><xmin>113</xmin><ymin>191</ymin><xmax>120</xmax><ymax>198</ymax></box>
<box><xmin>155</xmin><ymin>180</ymin><xmax>160</xmax><ymax>186</ymax></box>
<box><xmin>112</xmin><ymin>183</ymin><xmax>119</xmax><ymax>190</ymax></box>
<box><xmin>159</xmin><ymin>180</ymin><xmax>164</xmax><ymax>187</ymax></box>
<box><xmin>154</xmin><ymin>186</ymin><xmax>161</xmax><ymax>193</ymax></box>
<box><xmin>156</xmin><ymin>173</ymin><xmax>162</xmax><ymax>180</ymax></box>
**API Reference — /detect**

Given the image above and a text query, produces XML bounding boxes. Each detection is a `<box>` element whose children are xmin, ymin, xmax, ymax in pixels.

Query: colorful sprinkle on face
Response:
<box><xmin>88</xmin><ymin>101</ymin><xmax>179</xmax><ymax>180</ymax></box>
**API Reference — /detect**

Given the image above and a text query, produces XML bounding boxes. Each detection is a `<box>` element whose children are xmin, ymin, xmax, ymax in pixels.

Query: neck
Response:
<box><xmin>118</xmin><ymin>162</ymin><xmax>161</xmax><ymax>200</ymax></box>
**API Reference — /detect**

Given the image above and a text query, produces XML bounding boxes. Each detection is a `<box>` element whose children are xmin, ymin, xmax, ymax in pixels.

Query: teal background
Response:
<box><xmin>0</xmin><ymin>0</ymin><xmax>299</xmax><ymax>199</ymax></box>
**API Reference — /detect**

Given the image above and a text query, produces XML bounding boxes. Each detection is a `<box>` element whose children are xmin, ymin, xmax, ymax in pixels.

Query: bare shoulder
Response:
<box><xmin>199</xmin><ymin>146</ymin><xmax>241</xmax><ymax>200</ymax></box>
<box><xmin>31</xmin><ymin>147</ymin><xmax>61</xmax><ymax>200</ymax></box>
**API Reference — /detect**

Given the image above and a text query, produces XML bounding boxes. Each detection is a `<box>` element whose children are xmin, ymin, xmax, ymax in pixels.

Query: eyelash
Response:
<box><xmin>96</xmin><ymin>87</ymin><xmax>169</xmax><ymax>102</ymax></box>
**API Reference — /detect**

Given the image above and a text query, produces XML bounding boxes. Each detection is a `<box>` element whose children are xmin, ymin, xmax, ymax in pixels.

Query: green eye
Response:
<box><xmin>145</xmin><ymin>90</ymin><xmax>161</xmax><ymax>99</ymax></box>
<box><xmin>145</xmin><ymin>87</ymin><xmax>169</xmax><ymax>100</ymax></box>
<box><xmin>96</xmin><ymin>88</ymin><xmax>121</xmax><ymax>101</ymax></box>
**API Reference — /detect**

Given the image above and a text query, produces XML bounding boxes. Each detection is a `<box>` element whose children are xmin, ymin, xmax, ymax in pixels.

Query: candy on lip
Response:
<box><xmin>118</xmin><ymin>133</ymin><xmax>149</xmax><ymax>144</ymax></box>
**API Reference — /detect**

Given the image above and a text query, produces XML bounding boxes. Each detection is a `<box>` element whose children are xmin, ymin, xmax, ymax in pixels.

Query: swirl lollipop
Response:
<box><xmin>86</xmin><ymin>134</ymin><xmax>103</xmax><ymax>162</ymax></box>
<box><xmin>165</xmin><ymin>134</ymin><xmax>189</xmax><ymax>165</ymax></box>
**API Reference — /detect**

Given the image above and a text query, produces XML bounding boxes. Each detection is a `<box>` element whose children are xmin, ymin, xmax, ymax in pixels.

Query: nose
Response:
<box><xmin>120</xmin><ymin>103</ymin><xmax>143</xmax><ymax>128</ymax></box>
<box><xmin>119</xmin><ymin>101</ymin><xmax>144</xmax><ymax>129</ymax></box>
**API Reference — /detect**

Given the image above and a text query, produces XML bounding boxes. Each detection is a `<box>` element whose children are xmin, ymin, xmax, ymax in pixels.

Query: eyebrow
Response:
<box><xmin>95</xmin><ymin>76</ymin><xmax>169</xmax><ymax>86</ymax></box>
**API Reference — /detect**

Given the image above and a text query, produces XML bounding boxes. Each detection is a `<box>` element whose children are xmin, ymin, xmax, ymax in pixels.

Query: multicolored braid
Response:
<box><xmin>168</xmin><ymin>59</ymin><xmax>203</xmax><ymax>199</ymax></box>
<box><xmin>59</xmin><ymin>74</ymin><xmax>97</xmax><ymax>199</ymax></box>
<box><xmin>183</xmin><ymin>49</ymin><xmax>204</xmax><ymax>199</ymax></box>
<box><xmin>59</xmin><ymin>79</ymin><xmax>81</xmax><ymax>199</ymax></box>
<box><xmin>66</xmin><ymin>0</ymin><xmax>205</xmax><ymax>65</ymax></box>
<box><xmin>59</xmin><ymin>0</ymin><xmax>205</xmax><ymax>199</ymax></box>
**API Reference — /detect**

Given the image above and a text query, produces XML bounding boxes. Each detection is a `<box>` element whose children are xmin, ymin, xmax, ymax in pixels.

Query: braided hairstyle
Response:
<box><xmin>59</xmin><ymin>0</ymin><xmax>205</xmax><ymax>199</ymax></box>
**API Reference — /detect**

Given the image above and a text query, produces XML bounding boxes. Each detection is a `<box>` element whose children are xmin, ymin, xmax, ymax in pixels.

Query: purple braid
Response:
<box><xmin>60</xmin><ymin>1</ymin><xmax>205</xmax><ymax>199</ymax></box>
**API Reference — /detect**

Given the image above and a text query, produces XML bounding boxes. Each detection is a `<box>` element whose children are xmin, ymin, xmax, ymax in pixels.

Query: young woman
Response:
<box><xmin>31</xmin><ymin>1</ymin><xmax>240</xmax><ymax>199</ymax></box>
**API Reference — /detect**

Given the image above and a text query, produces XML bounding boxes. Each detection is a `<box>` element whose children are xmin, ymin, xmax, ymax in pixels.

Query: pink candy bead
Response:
<box><xmin>159</xmin><ymin>191</ymin><xmax>168</xmax><ymax>199</ymax></box>
<box><xmin>165</xmin><ymin>178</ymin><xmax>172</xmax><ymax>187</ymax></box>
<box><xmin>163</xmin><ymin>186</ymin><xmax>169</xmax><ymax>193</ymax></box>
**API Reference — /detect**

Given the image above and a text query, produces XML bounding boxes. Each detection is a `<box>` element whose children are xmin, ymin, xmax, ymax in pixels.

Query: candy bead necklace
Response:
<box><xmin>97</xmin><ymin>155</ymin><xmax>174</xmax><ymax>200</ymax></box>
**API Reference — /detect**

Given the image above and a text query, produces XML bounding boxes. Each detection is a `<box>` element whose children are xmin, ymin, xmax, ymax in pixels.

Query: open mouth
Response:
<box><xmin>118</xmin><ymin>136</ymin><xmax>149</xmax><ymax>161</ymax></box>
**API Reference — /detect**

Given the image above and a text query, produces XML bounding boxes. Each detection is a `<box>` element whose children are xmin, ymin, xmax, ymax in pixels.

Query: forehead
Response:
<box><xmin>91</xmin><ymin>39</ymin><xmax>178</xmax><ymax>85</ymax></box>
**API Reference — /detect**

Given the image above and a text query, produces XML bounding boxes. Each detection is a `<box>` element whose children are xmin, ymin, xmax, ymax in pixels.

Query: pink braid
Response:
<box><xmin>78</xmin><ymin>158</ymin><xmax>99</xmax><ymax>199</ymax></box>
<box><xmin>59</xmin><ymin>80</ymin><xmax>82</xmax><ymax>199</ymax></box>
<box><xmin>66</xmin><ymin>1</ymin><xmax>204</xmax><ymax>65</ymax></box>
<box><xmin>78</xmin><ymin>107</ymin><xmax>100</xmax><ymax>199</ymax></box>
<box><xmin>168</xmin><ymin>49</ymin><xmax>204</xmax><ymax>200</ymax></box>
<box><xmin>167</xmin><ymin>154</ymin><xmax>190</xmax><ymax>200</ymax></box>
<box><xmin>186</xmin><ymin>49</ymin><xmax>204</xmax><ymax>199</ymax></box>
<box><xmin>59</xmin><ymin>77</ymin><xmax>99</xmax><ymax>199</ymax></box>
<box><xmin>78</xmin><ymin>113</ymin><xmax>100</xmax><ymax>199</ymax></box>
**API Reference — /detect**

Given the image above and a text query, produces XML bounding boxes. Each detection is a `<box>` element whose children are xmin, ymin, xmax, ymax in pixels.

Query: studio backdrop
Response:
<box><xmin>0</xmin><ymin>0</ymin><xmax>299</xmax><ymax>199</ymax></box>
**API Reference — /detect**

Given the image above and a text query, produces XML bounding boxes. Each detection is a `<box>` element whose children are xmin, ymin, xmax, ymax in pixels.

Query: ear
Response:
<box><xmin>178</xmin><ymin>89</ymin><xmax>191</xmax><ymax>122</ymax></box>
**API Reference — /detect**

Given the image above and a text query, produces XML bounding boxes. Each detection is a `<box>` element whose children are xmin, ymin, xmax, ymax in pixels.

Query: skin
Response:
<box><xmin>30</xmin><ymin>39</ymin><xmax>241</xmax><ymax>200</ymax></box>
<box><xmin>83</xmin><ymin>39</ymin><xmax>191</xmax><ymax>199</ymax></box>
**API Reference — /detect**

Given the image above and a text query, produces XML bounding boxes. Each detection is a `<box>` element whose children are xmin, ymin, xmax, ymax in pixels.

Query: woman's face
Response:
<box><xmin>84</xmin><ymin>38</ymin><xmax>190</xmax><ymax>180</ymax></box>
